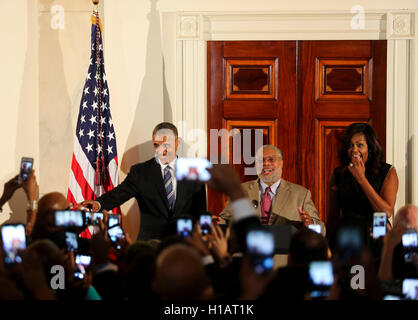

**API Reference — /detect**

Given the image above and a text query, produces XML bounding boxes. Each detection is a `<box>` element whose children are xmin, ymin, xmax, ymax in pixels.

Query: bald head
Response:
<box><xmin>394</xmin><ymin>205</ymin><xmax>418</xmax><ymax>230</ymax></box>
<box><xmin>154</xmin><ymin>244</ymin><xmax>210</xmax><ymax>299</ymax></box>
<box><xmin>38</xmin><ymin>192</ymin><xmax>70</xmax><ymax>213</ymax></box>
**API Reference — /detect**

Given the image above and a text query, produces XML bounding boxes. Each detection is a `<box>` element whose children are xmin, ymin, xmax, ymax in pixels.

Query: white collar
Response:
<box><xmin>158</xmin><ymin>157</ymin><xmax>176</xmax><ymax>170</ymax></box>
<box><xmin>259</xmin><ymin>178</ymin><xmax>281</xmax><ymax>195</ymax></box>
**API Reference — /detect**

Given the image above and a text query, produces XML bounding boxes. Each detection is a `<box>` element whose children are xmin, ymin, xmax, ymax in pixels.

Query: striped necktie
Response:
<box><xmin>260</xmin><ymin>186</ymin><xmax>272</xmax><ymax>225</ymax></box>
<box><xmin>164</xmin><ymin>166</ymin><xmax>175</xmax><ymax>210</ymax></box>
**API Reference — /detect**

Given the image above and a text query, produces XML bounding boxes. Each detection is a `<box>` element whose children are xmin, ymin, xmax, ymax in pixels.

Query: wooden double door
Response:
<box><xmin>207</xmin><ymin>40</ymin><xmax>387</xmax><ymax>223</ymax></box>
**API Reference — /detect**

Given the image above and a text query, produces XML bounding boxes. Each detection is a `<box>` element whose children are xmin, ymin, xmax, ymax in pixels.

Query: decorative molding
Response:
<box><xmin>168</xmin><ymin>10</ymin><xmax>417</xmax><ymax>208</ymax></box>
<box><xmin>177</xmin><ymin>14</ymin><xmax>201</xmax><ymax>39</ymax></box>
<box><xmin>387</xmin><ymin>12</ymin><xmax>415</xmax><ymax>39</ymax></box>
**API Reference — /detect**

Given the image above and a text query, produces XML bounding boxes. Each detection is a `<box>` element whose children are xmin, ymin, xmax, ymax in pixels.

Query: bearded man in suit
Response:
<box><xmin>219</xmin><ymin>145</ymin><xmax>325</xmax><ymax>235</ymax></box>
<box><xmin>79</xmin><ymin>122</ymin><xmax>207</xmax><ymax>240</ymax></box>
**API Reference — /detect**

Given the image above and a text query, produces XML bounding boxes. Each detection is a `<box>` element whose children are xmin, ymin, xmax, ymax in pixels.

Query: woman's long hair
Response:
<box><xmin>338</xmin><ymin>123</ymin><xmax>384</xmax><ymax>173</ymax></box>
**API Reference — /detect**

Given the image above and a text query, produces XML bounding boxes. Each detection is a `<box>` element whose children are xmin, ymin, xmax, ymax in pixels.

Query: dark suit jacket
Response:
<box><xmin>96</xmin><ymin>158</ymin><xmax>207</xmax><ymax>240</ymax></box>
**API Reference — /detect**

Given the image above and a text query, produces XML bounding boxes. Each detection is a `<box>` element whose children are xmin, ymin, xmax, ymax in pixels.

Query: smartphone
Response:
<box><xmin>175</xmin><ymin>158</ymin><xmax>212</xmax><ymax>182</ymax></box>
<box><xmin>199</xmin><ymin>213</ymin><xmax>212</xmax><ymax>235</ymax></box>
<box><xmin>18</xmin><ymin>157</ymin><xmax>33</xmax><ymax>183</ymax></box>
<box><xmin>74</xmin><ymin>254</ymin><xmax>92</xmax><ymax>280</ymax></box>
<box><xmin>65</xmin><ymin>231</ymin><xmax>78</xmax><ymax>252</ymax></box>
<box><xmin>55</xmin><ymin>210</ymin><xmax>84</xmax><ymax>228</ymax></box>
<box><xmin>402</xmin><ymin>278</ymin><xmax>418</xmax><ymax>300</ymax></box>
<box><xmin>373</xmin><ymin>212</ymin><xmax>387</xmax><ymax>239</ymax></box>
<box><xmin>177</xmin><ymin>218</ymin><xmax>193</xmax><ymax>237</ymax></box>
<box><xmin>336</xmin><ymin>225</ymin><xmax>363</xmax><ymax>263</ymax></box>
<box><xmin>402</xmin><ymin>229</ymin><xmax>418</xmax><ymax>263</ymax></box>
<box><xmin>308</xmin><ymin>224</ymin><xmax>321</xmax><ymax>234</ymax></box>
<box><xmin>1</xmin><ymin>224</ymin><xmax>26</xmax><ymax>264</ymax></box>
<box><xmin>309</xmin><ymin>261</ymin><xmax>334</xmax><ymax>298</ymax></box>
<box><xmin>246</xmin><ymin>229</ymin><xmax>275</xmax><ymax>275</ymax></box>
<box><xmin>107</xmin><ymin>225</ymin><xmax>125</xmax><ymax>250</ymax></box>
<box><xmin>91</xmin><ymin>212</ymin><xmax>104</xmax><ymax>226</ymax></box>
<box><xmin>108</xmin><ymin>214</ymin><xmax>121</xmax><ymax>228</ymax></box>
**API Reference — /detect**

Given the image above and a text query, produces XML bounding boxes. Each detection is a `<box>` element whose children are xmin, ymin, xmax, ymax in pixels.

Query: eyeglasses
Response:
<box><xmin>255</xmin><ymin>156</ymin><xmax>280</xmax><ymax>164</ymax></box>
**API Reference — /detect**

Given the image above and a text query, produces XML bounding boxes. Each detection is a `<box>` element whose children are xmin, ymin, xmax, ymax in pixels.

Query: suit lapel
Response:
<box><xmin>270</xmin><ymin>179</ymin><xmax>291</xmax><ymax>223</ymax></box>
<box><xmin>173</xmin><ymin>180</ymin><xmax>187</xmax><ymax>216</ymax></box>
<box><xmin>150</xmin><ymin>159</ymin><xmax>170</xmax><ymax>214</ymax></box>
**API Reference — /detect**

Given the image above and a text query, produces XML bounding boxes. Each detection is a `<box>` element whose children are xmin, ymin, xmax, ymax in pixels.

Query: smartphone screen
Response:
<box><xmin>373</xmin><ymin>212</ymin><xmax>387</xmax><ymax>239</ymax></box>
<box><xmin>107</xmin><ymin>225</ymin><xmax>125</xmax><ymax>250</ymax></box>
<box><xmin>402</xmin><ymin>278</ymin><xmax>418</xmax><ymax>300</ymax></box>
<box><xmin>199</xmin><ymin>214</ymin><xmax>212</xmax><ymax>235</ymax></box>
<box><xmin>65</xmin><ymin>231</ymin><xmax>78</xmax><ymax>252</ymax></box>
<box><xmin>402</xmin><ymin>229</ymin><xmax>418</xmax><ymax>263</ymax></box>
<box><xmin>246</xmin><ymin>229</ymin><xmax>275</xmax><ymax>275</ymax></box>
<box><xmin>92</xmin><ymin>212</ymin><xmax>104</xmax><ymax>225</ymax></box>
<box><xmin>177</xmin><ymin>218</ymin><xmax>193</xmax><ymax>237</ymax></box>
<box><xmin>308</xmin><ymin>224</ymin><xmax>321</xmax><ymax>234</ymax></box>
<box><xmin>55</xmin><ymin>210</ymin><xmax>84</xmax><ymax>228</ymax></box>
<box><xmin>108</xmin><ymin>214</ymin><xmax>120</xmax><ymax>228</ymax></box>
<box><xmin>74</xmin><ymin>254</ymin><xmax>92</xmax><ymax>280</ymax></box>
<box><xmin>175</xmin><ymin>158</ymin><xmax>212</xmax><ymax>182</ymax></box>
<box><xmin>1</xmin><ymin>224</ymin><xmax>26</xmax><ymax>264</ymax></box>
<box><xmin>309</xmin><ymin>261</ymin><xmax>334</xmax><ymax>298</ymax></box>
<box><xmin>19</xmin><ymin>157</ymin><xmax>33</xmax><ymax>182</ymax></box>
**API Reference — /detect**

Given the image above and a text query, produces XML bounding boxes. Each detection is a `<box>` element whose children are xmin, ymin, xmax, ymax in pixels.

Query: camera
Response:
<box><xmin>246</xmin><ymin>228</ymin><xmax>275</xmax><ymax>275</ymax></box>
<box><xmin>18</xmin><ymin>157</ymin><xmax>33</xmax><ymax>183</ymax></box>
<box><xmin>199</xmin><ymin>212</ymin><xmax>212</xmax><ymax>235</ymax></box>
<box><xmin>74</xmin><ymin>254</ymin><xmax>92</xmax><ymax>280</ymax></box>
<box><xmin>402</xmin><ymin>229</ymin><xmax>418</xmax><ymax>263</ymax></box>
<box><xmin>65</xmin><ymin>231</ymin><xmax>78</xmax><ymax>252</ymax></box>
<box><xmin>308</xmin><ymin>261</ymin><xmax>334</xmax><ymax>298</ymax></box>
<box><xmin>107</xmin><ymin>225</ymin><xmax>125</xmax><ymax>250</ymax></box>
<box><xmin>308</xmin><ymin>224</ymin><xmax>321</xmax><ymax>234</ymax></box>
<box><xmin>177</xmin><ymin>218</ymin><xmax>193</xmax><ymax>237</ymax></box>
<box><xmin>108</xmin><ymin>213</ymin><xmax>121</xmax><ymax>228</ymax></box>
<box><xmin>175</xmin><ymin>158</ymin><xmax>212</xmax><ymax>182</ymax></box>
<box><xmin>1</xmin><ymin>224</ymin><xmax>26</xmax><ymax>265</ymax></box>
<box><xmin>85</xmin><ymin>212</ymin><xmax>104</xmax><ymax>226</ymax></box>
<box><xmin>55</xmin><ymin>210</ymin><xmax>84</xmax><ymax>228</ymax></box>
<box><xmin>372</xmin><ymin>212</ymin><xmax>387</xmax><ymax>239</ymax></box>
<box><xmin>402</xmin><ymin>278</ymin><xmax>418</xmax><ymax>300</ymax></box>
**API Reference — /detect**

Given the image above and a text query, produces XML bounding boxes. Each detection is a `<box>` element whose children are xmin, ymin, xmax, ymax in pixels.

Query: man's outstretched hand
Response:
<box><xmin>76</xmin><ymin>200</ymin><xmax>100</xmax><ymax>212</ymax></box>
<box><xmin>207</xmin><ymin>164</ymin><xmax>245</xmax><ymax>201</ymax></box>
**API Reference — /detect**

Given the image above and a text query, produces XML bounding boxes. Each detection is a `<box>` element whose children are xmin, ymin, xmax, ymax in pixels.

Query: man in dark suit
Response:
<box><xmin>79</xmin><ymin>122</ymin><xmax>207</xmax><ymax>240</ymax></box>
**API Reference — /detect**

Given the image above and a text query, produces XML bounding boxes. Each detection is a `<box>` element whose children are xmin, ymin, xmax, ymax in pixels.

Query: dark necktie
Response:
<box><xmin>260</xmin><ymin>186</ymin><xmax>272</xmax><ymax>225</ymax></box>
<box><xmin>164</xmin><ymin>166</ymin><xmax>175</xmax><ymax>210</ymax></box>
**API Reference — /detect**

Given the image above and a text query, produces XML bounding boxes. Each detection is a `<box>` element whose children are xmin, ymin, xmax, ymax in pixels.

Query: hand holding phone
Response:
<box><xmin>1</xmin><ymin>224</ymin><xmax>26</xmax><ymax>264</ymax></box>
<box><xmin>108</xmin><ymin>214</ymin><xmax>121</xmax><ymax>228</ymax></box>
<box><xmin>246</xmin><ymin>228</ymin><xmax>275</xmax><ymax>275</ymax></box>
<box><xmin>177</xmin><ymin>218</ymin><xmax>193</xmax><ymax>237</ymax></box>
<box><xmin>402</xmin><ymin>229</ymin><xmax>418</xmax><ymax>263</ymax></box>
<box><xmin>373</xmin><ymin>212</ymin><xmax>387</xmax><ymax>239</ymax></box>
<box><xmin>74</xmin><ymin>254</ymin><xmax>92</xmax><ymax>280</ymax></box>
<box><xmin>309</xmin><ymin>261</ymin><xmax>334</xmax><ymax>298</ymax></box>
<box><xmin>199</xmin><ymin>213</ymin><xmax>212</xmax><ymax>235</ymax></box>
<box><xmin>55</xmin><ymin>210</ymin><xmax>84</xmax><ymax>228</ymax></box>
<box><xmin>107</xmin><ymin>225</ymin><xmax>125</xmax><ymax>250</ymax></box>
<box><xmin>18</xmin><ymin>157</ymin><xmax>33</xmax><ymax>183</ymax></box>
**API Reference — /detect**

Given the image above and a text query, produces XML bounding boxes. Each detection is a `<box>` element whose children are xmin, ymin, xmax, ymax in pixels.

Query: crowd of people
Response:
<box><xmin>0</xmin><ymin>122</ymin><xmax>416</xmax><ymax>301</ymax></box>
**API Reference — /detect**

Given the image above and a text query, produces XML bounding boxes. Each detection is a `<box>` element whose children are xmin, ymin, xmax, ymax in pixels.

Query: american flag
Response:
<box><xmin>67</xmin><ymin>12</ymin><xmax>119</xmax><ymax>213</ymax></box>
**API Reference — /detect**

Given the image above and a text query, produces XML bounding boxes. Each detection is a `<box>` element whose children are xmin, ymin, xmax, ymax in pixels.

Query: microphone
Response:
<box><xmin>251</xmin><ymin>200</ymin><xmax>258</xmax><ymax>208</ymax></box>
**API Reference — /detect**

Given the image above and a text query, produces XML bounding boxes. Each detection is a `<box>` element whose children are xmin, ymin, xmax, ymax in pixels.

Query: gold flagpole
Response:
<box><xmin>92</xmin><ymin>0</ymin><xmax>100</xmax><ymax>11</ymax></box>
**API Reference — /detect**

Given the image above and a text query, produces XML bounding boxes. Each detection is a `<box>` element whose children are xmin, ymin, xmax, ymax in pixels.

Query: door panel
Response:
<box><xmin>207</xmin><ymin>40</ymin><xmax>386</xmax><ymax>223</ymax></box>
<box><xmin>207</xmin><ymin>41</ymin><xmax>297</xmax><ymax>215</ymax></box>
<box><xmin>298</xmin><ymin>40</ymin><xmax>386</xmax><ymax>222</ymax></box>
